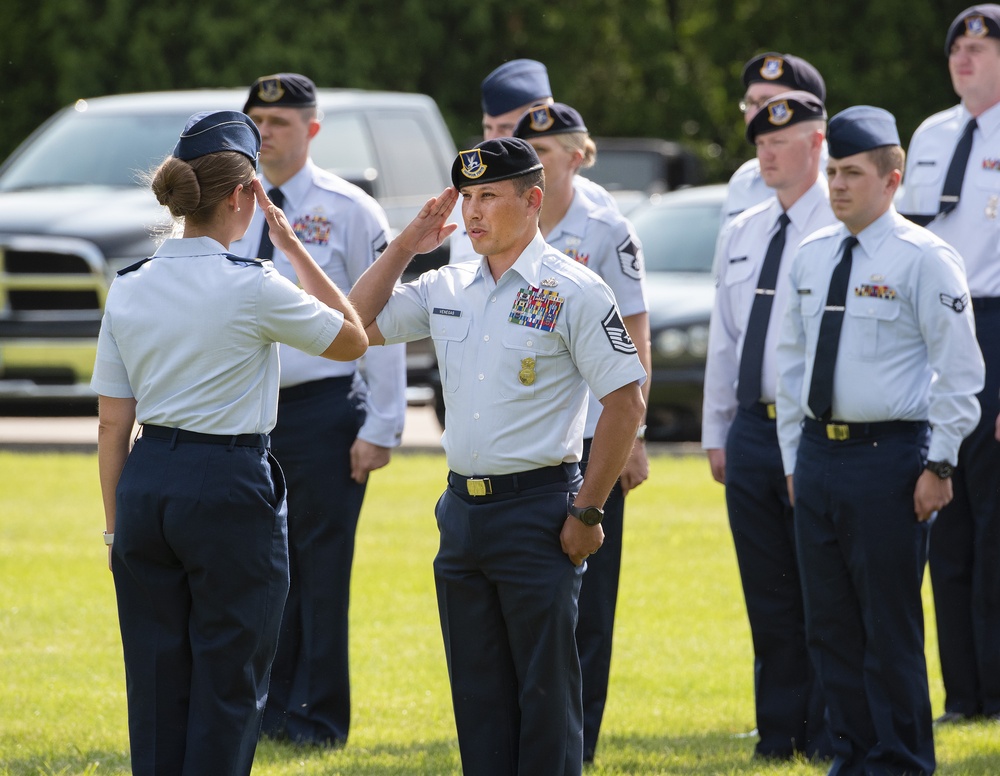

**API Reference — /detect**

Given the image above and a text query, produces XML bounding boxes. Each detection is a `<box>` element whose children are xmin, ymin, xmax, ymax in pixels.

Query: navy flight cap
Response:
<box><xmin>513</xmin><ymin>103</ymin><xmax>588</xmax><ymax>139</ymax></box>
<box><xmin>746</xmin><ymin>91</ymin><xmax>827</xmax><ymax>144</ymax></box>
<box><xmin>741</xmin><ymin>52</ymin><xmax>826</xmax><ymax>102</ymax></box>
<box><xmin>451</xmin><ymin>137</ymin><xmax>544</xmax><ymax>190</ymax></box>
<box><xmin>243</xmin><ymin>73</ymin><xmax>317</xmax><ymax>113</ymax></box>
<box><xmin>172</xmin><ymin>111</ymin><xmax>261</xmax><ymax>164</ymax></box>
<box><xmin>481</xmin><ymin>59</ymin><xmax>552</xmax><ymax>116</ymax></box>
<box><xmin>827</xmin><ymin>106</ymin><xmax>900</xmax><ymax>159</ymax></box>
<box><xmin>945</xmin><ymin>5</ymin><xmax>1000</xmax><ymax>55</ymax></box>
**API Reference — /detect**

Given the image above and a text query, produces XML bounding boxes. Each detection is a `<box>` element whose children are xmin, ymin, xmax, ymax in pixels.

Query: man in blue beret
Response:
<box><xmin>451</xmin><ymin>59</ymin><xmax>619</xmax><ymax>264</ymax></box>
<box><xmin>897</xmin><ymin>3</ymin><xmax>1000</xmax><ymax>726</ymax></box>
<box><xmin>230</xmin><ymin>72</ymin><xmax>407</xmax><ymax>748</ymax></box>
<box><xmin>722</xmin><ymin>52</ymin><xmax>828</xmax><ymax>230</ymax></box>
<box><xmin>703</xmin><ymin>91</ymin><xmax>836</xmax><ymax>762</ymax></box>
<box><xmin>776</xmin><ymin>106</ymin><xmax>984</xmax><ymax>775</ymax></box>
<box><xmin>348</xmin><ymin>137</ymin><xmax>647</xmax><ymax>776</ymax></box>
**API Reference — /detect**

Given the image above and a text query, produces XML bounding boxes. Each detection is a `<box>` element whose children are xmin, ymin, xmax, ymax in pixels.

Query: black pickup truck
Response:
<box><xmin>0</xmin><ymin>88</ymin><xmax>456</xmax><ymax>409</ymax></box>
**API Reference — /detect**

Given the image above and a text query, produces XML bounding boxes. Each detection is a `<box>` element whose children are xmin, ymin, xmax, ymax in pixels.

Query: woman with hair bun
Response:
<box><xmin>92</xmin><ymin>110</ymin><xmax>367</xmax><ymax>775</ymax></box>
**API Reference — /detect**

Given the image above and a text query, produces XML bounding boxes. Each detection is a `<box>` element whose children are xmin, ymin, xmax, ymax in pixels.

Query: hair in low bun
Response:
<box><xmin>149</xmin><ymin>151</ymin><xmax>255</xmax><ymax>224</ymax></box>
<box><xmin>151</xmin><ymin>157</ymin><xmax>201</xmax><ymax>218</ymax></box>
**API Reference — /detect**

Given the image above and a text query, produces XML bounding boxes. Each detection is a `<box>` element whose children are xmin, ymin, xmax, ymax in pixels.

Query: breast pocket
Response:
<box><xmin>430</xmin><ymin>315</ymin><xmax>471</xmax><ymax>394</ymax></box>
<box><xmin>498</xmin><ymin>328</ymin><xmax>562</xmax><ymax>400</ymax></box>
<box><xmin>845</xmin><ymin>299</ymin><xmax>901</xmax><ymax>361</ymax></box>
<box><xmin>722</xmin><ymin>258</ymin><xmax>759</xmax><ymax>324</ymax></box>
<box><xmin>904</xmin><ymin>160</ymin><xmax>945</xmax><ymax>213</ymax></box>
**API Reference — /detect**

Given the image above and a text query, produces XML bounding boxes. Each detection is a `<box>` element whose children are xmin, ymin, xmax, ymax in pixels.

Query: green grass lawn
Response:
<box><xmin>2</xmin><ymin>450</ymin><xmax>998</xmax><ymax>775</ymax></box>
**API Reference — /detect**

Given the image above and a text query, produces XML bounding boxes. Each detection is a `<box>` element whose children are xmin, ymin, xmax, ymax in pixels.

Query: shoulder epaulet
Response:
<box><xmin>224</xmin><ymin>253</ymin><xmax>271</xmax><ymax>268</ymax></box>
<box><xmin>117</xmin><ymin>258</ymin><xmax>153</xmax><ymax>276</ymax></box>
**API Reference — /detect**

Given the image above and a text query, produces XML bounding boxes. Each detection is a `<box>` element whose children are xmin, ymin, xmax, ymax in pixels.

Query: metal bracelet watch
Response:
<box><xmin>569</xmin><ymin>504</ymin><xmax>605</xmax><ymax>526</ymax></box>
<box><xmin>924</xmin><ymin>460</ymin><xmax>954</xmax><ymax>479</ymax></box>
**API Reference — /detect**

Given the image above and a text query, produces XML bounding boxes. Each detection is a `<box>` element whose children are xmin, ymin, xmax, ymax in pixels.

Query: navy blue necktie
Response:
<box><xmin>256</xmin><ymin>187</ymin><xmax>284</xmax><ymax>260</ymax></box>
<box><xmin>940</xmin><ymin>118</ymin><xmax>977</xmax><ymax>216</ymax></box>
<box><xmin>737</xmin><ymin>212</ymin><xmax>790</xmax><ymax>409</ymax></box>
<box><xmin>807</xmin><ymin>236</ymin><xmax>858</xmax><ymax>421</ymax></box>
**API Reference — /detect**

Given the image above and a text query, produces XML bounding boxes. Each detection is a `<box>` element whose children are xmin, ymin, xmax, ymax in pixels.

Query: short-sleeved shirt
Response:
<box><xmin>378</xmin><ymin>231</ymin><xmax>647</xmax><ymax>475</ymax></box>
<box><xmin>449</xmin><ymin>175</ymin><xmax>620</xmax><ymax>264</ymax></box>
<box><xmin>91</xmin><ymin>236</ymin><xmax>344</xmax><ymax>434</ymax></box>
<box><xmin>230</xmin><ymin>160</ymin><xmax>405</xmax><ymax>446</ymax></box>
<box><xmin>546</xmin><ymin>192</ymin><xmax>647</xmax><ymax>438</ymax></box>
<box><xmin>702</xmin><ymin>181</ymin><xmax>836</xmax><ymax>449</ymax></box>
<box><xmin>775</xmin><ymin>208</ymin><xmax>984</xmax><ymax>474</ymax></box>
<box><xmin>897</xmin><ymin>100</ymin><xmax>1000</xmax><ymax>297</ymax></box>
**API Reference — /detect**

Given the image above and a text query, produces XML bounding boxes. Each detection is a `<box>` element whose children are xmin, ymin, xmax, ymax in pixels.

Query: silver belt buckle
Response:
<box><xmin>467</xmin><ymin>477</ymin><xmax>492</xmax><ymax>496</ymax></box>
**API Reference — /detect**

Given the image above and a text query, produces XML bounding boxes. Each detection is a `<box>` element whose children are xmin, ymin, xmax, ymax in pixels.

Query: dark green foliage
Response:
<box><xmin>0</xmin><ymin>0</ymin><xmax>972</xmax><ymax>182</ymax></box>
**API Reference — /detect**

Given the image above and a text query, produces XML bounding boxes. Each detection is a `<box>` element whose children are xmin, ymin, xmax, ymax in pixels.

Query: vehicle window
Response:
<box><xmin>367</xmin><ymin>113</ymin><xmax>448</xmax><ymax>198</ymax></box>
<box><xmin>584</xmin><ymin>150</ymin><xmax>658</xmax><ymax>193</ymax></box>
<box><xmin>632</xmin><ymin>203</ymin><xmax>720</xmax><ymax>274</ymax></box>
<box><xmin>310</xmin><ymin>112</ymin><xmax>377</xmax><ymax>173</ymax></box>
<box><xmin>0</xmin><ymin>112</ymin><xmax>185</xmax><ymax>191</ymax></box>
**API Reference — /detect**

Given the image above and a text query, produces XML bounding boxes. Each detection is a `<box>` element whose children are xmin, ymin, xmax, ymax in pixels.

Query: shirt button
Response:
<box><xmin>484</xmin><ymin>335</ymin><xmax>490</xmax><ymax>342</ymax></box>
<box><xmin>490</xmin><ymin>296</ymin><xmax>496</xmax><ymax>303</ymax></box>
<box><xmin>526</xmin><ymin>339</ymin><xmax>533</xmax><ymax>347</ymax></box>
<box><xmin>478</xmin><ymin>373</ymin><xmax>485</xmax><ymax>380</ymax></box>
<box><xmin>474</xmin><ymin>412</ymin><xmax>480</xmax><ymax>420</ymax></box>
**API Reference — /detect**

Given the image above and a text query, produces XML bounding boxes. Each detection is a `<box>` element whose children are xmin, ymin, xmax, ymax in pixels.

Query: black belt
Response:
<box><xmin>971</xmin><ymin>296</ymin><xmax>1000</xmax><ymax>312</ymax></box>
<box><xmin>279</xmin><ymin>375</ymin><xmax>354</xmax><ymax>403</ymax></box>
<box><xmin>803</xmin><ymin>417</ymin><xmax>926</xmax><ymax>441</ymax></box>
<box><xmin>141</xmin><ymin>424</ymin><xmax>269</xmax><ymax>448</ymax></box>
<box><xmin>741</xmin><ymin>401</ymin><xmax>776</xmax><ymax>421</ymax></box>
<box><xmin>448</xmin><ymin>463</ymin><xmax>576</xmax><ymax>497</ymax></box>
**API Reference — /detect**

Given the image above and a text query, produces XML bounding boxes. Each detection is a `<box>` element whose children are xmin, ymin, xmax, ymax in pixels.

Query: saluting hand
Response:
<box><xmin>394</xmin><ymin>188</ymin><xmax>460</xmax><ymax>256</ymax></box>
<box><xmin>253</xmin><ymin>179</ymin><xmax>300</xmax><ymax>256</ymax></box>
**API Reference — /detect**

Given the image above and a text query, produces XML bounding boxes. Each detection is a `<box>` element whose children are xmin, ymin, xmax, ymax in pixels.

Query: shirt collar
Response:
<box><xmin>463</xmin><ymin>230</ymin><xmax>547</xmax><ymax>290</ymax></box>
<box><xmin>851</xmin><ymin>205</ymin><xmax>898</xmax><ymax>257</ymax></box>
<box><xmin>971</xmin><ymin>99</ymin><xmax>1000</xmax><ymax>137</ymax></box>
<box><xmin>153</xmin><ymin>235</ymin><xmax>229</xmax><ymax>257</ymax></box>
<box><xmin>262</xmin><ymin>161</ymin><xmax>314</xmax><ymax>209</ymax></box>
<box><xmin>546</xmin><ymin>190</ymin><xmax>590</xmax><ymax>244</ymax></box>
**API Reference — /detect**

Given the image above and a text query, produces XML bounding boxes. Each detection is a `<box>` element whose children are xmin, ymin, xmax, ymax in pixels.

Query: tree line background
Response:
<box><xmin>0</xmin><ymin>0</ymin><xmax>973</xmax><ymax>181</ymax></box>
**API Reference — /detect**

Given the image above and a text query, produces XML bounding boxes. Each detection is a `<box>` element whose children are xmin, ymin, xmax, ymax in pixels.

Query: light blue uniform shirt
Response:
<box><xmin>378</xmin><ymin>232</ymin><xmax>647</xmax><ymax>475</ymax></box>
<box><xmin>91</xmin><ymin>236</ymin><xmax>344</xmax><ymax>435</ymax></box>
<box><xmin>703</xmin><ymin>180</ymin><xmax>836</xmax><ymax>449</ymax></box>
<box><xmin>231</xmin><ymin>160</ymin><xmax>406</xmax><ymax>447</ymax></box>
<box><xmin>546</xmin><ymin>192</ymin><xmax>647</xmax><ymax>438</ymax></box>
<box><xmin>897</xmin><ymin>100</ymin><xmax>1000</xmax><ymax>297</ymax></box>
<box><xmin>449</xmin><ymin>175</ymin><xmax>620</xmax><ymax>264</ymax></box>
<box><xmin>775</xmin><ymin>208</ymin><xmax>984</xmax><ymax>474</ymax></box>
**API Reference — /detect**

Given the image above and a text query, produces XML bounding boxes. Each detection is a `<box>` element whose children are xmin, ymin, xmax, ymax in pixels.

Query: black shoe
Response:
<box><xmin>934</xmin><ymin>711</ymin><xmax>973</xmax><ymax>725</ymax></box>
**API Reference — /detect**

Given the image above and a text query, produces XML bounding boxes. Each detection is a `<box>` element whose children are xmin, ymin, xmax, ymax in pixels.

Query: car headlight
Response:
<box><xmin>654</xmin><ymin>323</ymin><xmax>710</xmax><ymax>359</ymax></box>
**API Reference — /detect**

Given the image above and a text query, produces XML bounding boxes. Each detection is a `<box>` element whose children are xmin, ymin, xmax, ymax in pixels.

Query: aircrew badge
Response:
<box><xmin>518</xmin><ymin>357</ymin><xmax>536</xmax><ymax>386</ymax></box>
<box><xmin>540</xmin><ymin>277</ymin><xmax>559</xmax><ymax>287</ymax></box>
<box><xmin>459</xmin><ymin>149</ymin><xmax>487</xmax><ymax>179</ymax></box>
<box><xmin>258</xmin><ymin>77</ymin><xmax>285</xmax><ymax>103</ymax></box>
<box><xmin>768</xmin><ymin>101</ymin><xmax>793</xmax><ymax>126</ymax></box>
<box><xmin>529</xmin><ymin>105</ymin><xmax>555</xmax><ymax>132</ymax></box>
<box><xmin>940</xmin><ymin>292</ymin><xmax>969</xmax><ymax>313</ymax></box>
<box><xmin>760</xmin><ymin>56</ymin><xmax>785</xmax><ymax>80</ymax></box>
<box><xmin>966</xmin><ymin>15</ymin><xmax>988</xmax><ymax>38</ymax></box>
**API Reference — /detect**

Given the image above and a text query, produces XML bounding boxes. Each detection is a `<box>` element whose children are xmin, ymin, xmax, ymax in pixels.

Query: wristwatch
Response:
<box><xmin>925</xmin><ymin>460</ymin><xmax>954</xmax><ymax>479</ymax></box>
<box><xmin>569</xmin><ymin>504</ymin><xmax>605</xmax><ymax>526</ymax></box>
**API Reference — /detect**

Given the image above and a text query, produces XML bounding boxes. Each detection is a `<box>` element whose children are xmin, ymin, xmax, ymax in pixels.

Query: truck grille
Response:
<box><xmin>0</xmin><ymin>236</ymin><xmax>109</xmax><ymax>314</ymax></box>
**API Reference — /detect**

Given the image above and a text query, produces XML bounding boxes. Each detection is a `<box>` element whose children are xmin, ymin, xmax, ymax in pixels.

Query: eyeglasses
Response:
<box><xmin>739</xmin><ymin>97</ymin><xmax>770</xmax><ymax>114</ymax></box>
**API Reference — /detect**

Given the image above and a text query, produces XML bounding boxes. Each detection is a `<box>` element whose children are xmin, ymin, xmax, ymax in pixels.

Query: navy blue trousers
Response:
<box><xmin>725</xmin><ymin>407</ymin><xmax>829</xmax><ymax>758</ymax></box>
<box><xmin>577</xmin><ymin>438</ymin><xmax>624</xmax><ymax>761</ymax></box>
<box><xmin>112</xmin><ymin>435</ymin><xmax>288</xmax><ymax>776</ymax></box>
<box><xmin>794</xmin><ymin>423</ymin><xmax>934</xmax><ymax>776</ymax></box>
<box><xmin>261</xmin><ymin>376</ymin><xmax>367</xmax><ymax>745</ymax></box>
<box><xmin>434</xmin><ymin>469</ymin><xmax>585</xmax><ymax>776</ymax></box>
<box><xmin>929</xmin><ymin>301</ymin><xmax>1000</xmax><ymax>717</ymax></box>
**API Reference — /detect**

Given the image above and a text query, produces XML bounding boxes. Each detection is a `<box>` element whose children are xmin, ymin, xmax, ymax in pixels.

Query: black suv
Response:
<box><xmin>0</xmin><ymin>88</ymin><xmax>456</xmax><ymax>406</ymax></box>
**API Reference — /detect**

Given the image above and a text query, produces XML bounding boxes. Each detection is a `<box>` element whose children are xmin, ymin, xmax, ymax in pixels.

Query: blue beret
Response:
<box><xmin>172</xmin><ymin>111</ymin><xmax>261</xmax><ymax>165</ymax></box>
<box><xmin>746</xmin><ymin>91</ymin><xmax>827</xmax><ymax>144</ymax></box>
<box><xmin>827</xmin><ymin>106</ymin><xmax>900</xmax><ymax>159</ymax></box>
<box><xmin>945</xmin><ymin>5</ymin><xmax>1000</xmax><ymax>56</ymax></box>
<box><xmin>451</xmin><ymin>137</ymin><xmax>544</xmax><ymax>190</ymax></box>
<box><xmin>741</xmin><ymin>52</ymin><xmax>826</xmax><ymax>102</ymax></box>
<box><xmin>481</xmin><ymin>59</ymin><xmax>552</xmax><ymax>117</ymax></box>
<box><xmin>243</xmin><ymin>73</ymin><xmax>317</xmax><ymax>113</ymax></box>
<box><xmin>513</xmin><ymin>103</ymin><xmax>588</xmax><ymax>139</ymax></box>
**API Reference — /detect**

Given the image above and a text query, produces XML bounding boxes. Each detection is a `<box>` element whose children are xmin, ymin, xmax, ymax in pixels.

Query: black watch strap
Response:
<box><xmin>925</xmin><ymin>460</ymin><xmax>954</xmax><ymax>479</ymax></box>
